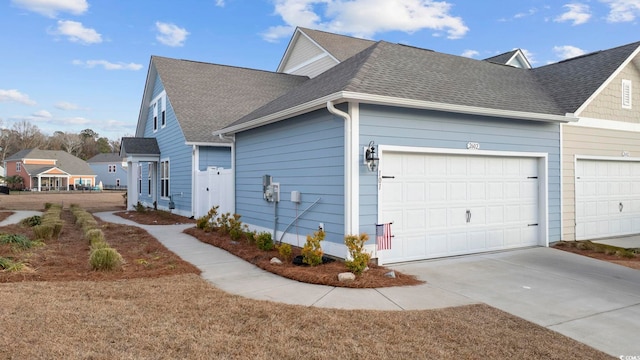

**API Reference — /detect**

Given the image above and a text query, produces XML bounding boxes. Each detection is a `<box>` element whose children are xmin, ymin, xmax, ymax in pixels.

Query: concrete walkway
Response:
<box><xmin>0</xmin><ymin>210</ymin><xmax>42</xmax><ymax>227</ymax></box>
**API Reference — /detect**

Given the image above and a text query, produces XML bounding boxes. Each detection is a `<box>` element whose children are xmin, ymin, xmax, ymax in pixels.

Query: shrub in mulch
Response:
<box><xmin>184</xmin><ymin>227</ymin><xmax>424</xmax><ymax>288</ymax></box>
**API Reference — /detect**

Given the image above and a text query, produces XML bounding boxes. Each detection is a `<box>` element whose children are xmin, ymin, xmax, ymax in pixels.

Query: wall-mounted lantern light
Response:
<box><xmin>364</xmin><ymin>140</ymin><xmax>379</xmax><ymax>172</ymax></box>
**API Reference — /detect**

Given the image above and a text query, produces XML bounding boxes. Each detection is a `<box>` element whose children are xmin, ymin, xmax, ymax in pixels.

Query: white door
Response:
<box><xmin>575</xmin><ymin>159</ymin><xmax>640</xmax><ymax>240</ymax></box>
<box><xmin>195</xmin><ymin>167</ymin><xmax>234</xmax><ymax>218</ymax></box>
<box><xmin>379</xmin><ymin>152</ymin><xmax>540</xmax><ymax>263</ymax></box>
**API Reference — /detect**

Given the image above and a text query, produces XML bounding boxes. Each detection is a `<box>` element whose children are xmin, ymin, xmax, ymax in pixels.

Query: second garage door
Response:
<box><xmin>379</xmin><ymin>152</ymin><xmax>541</xmax><ymax>263</ymax></box>
<box><xmin>575</xmin><ymin>159</ymin><xmax>640</xmax><ymax>240</ymax></box>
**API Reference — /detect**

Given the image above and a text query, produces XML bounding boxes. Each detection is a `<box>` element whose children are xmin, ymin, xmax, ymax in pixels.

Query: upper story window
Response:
<box><xmin>622</xmin><ymin>79</ymin><xmax>632</xmax><ymax>109</ymax></box>
<box><xmin>150</xmin><ymin>91</ymin><xmax>166</xmax><ymax>132</ymax></box>
<box><xmin>16</xmin><ymin>162</ymin><xmax>21</xmax><ymax>172</ymax></box>
<box><xmin>108</xmin><ymin>164</ymin><xmax>117</xmax><ymax>173</ymax></box>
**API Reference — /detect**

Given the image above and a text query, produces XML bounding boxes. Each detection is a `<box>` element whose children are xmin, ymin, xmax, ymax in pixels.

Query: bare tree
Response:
<box><xmin>12</xmin><ymin>120</ymin><xmax>46</xmax><ymax>150</ymax></box>
<box><xmin>50</xmin><ymin>131</ymin><xmax>83</xmax><ymax>156</ymax></box>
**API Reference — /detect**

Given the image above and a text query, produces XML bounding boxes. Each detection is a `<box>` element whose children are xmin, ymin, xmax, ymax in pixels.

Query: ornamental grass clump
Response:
<box><xmin>0</xmin><ymin>233</ymin><xmax>34</xmax><ymax>250</ymax></box>
<box><xmin>344</xmin><ymin>233</ymin><xmax>371</xmax><ymax>275</ymax></box>
<box><xmin>89</xmin><ymin>247</ymin><xmax>123</xmax><ymax>270</ymax></box>
<box><xmin>0</xmin><ymin>256</ymin><xmax>24</xmax><ymax>271</ymax></box>
<box><xmin>302</xmin><ymin>229</ymin><xmax>325</xmax><ymax>266</ymax></box>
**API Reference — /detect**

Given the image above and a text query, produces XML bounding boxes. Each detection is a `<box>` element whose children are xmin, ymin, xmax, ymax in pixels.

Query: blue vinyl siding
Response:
<box><xmin>88</xmin><ymin>163</ymin><xmax>127</xmax><ymax>189</ymax></box>
<box><xmin>199</xmin><ymin>147</ymin><xmax>231</xmax><ymax>170</ymax></box>
<box><xmin>358</xmin><ymin>104</ymin><xmax>562</xmax><ymax>242</ymax></box>
<box><xmin>235</xmin><ymin>110</ymin><xmax>345</xmax><ymax>244</ymax></box>
<box><xmin>140</xmin><ymin>73</ymin><xmax>192</xmax><ymax>213</ymax></box>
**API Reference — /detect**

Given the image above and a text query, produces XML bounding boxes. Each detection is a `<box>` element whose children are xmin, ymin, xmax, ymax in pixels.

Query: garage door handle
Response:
<box><xmin>620</xmin><ymin>202</ymin><xmax>624</xmax><ymax>212</ymax></box>
<box><xmin>381</xmin><ymin>176</ymin><xmax>395</xmax><ymax>179</ymax></box>
<box><xmin>466</xmin><ymin>210</ymin><xmax>471</xmax><ymax>223</ymax></box>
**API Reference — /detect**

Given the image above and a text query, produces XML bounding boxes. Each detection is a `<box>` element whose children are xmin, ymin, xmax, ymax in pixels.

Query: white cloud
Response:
<box><xmin>601</xmin><ymin>0</ymin><xmax>640</xmax><ymax>22</ymax></box>
<box><xmin>553</xmin><ymin>45</ymin><xmax>586</xmax><ymax>60</ymax></box>
<box><xmin>11</xmin><ymin>0</ymin><xmax>88</xmax><ymax>18</ymax></box>
<box><xmin>461</xmin><ymin>49</ymin><xmax>479</xmax><ymax>58</ymax></box>
<box><xmin>521</xmin><ymin>49</ymin><xmax>536</xmax><ymax>64</ymax></box>
<box><xmin>514</xmin><ymin>8</ymin><xmax>538</xmax><ymax>18</ymax></box>
<box><xmin>155</xmin><ymin>21</ymin><xmax>189</xmax><ymax>47</ymax></box>
<box><xmin>555</xmin><ymin>3</ymin><xmax>591</xmax><ymax>25</ymax></box>
<box><xmin>215</xmin><ymin>0</ymin><xmax>225</xmax><ymax>6</ymax></box>
<box><xmin>0</xmin><ymin>89</ymin><xmax>37</xmax><ymax>106</ymax></box>
<box><xmin>32</xmin><ymin>110</ymin><xmax>53</xmax><ymax>118</ymax></box>
<box><xmin>262</xmin><ymin>0</ymin><xmax>469</xmax><ymax>42</ymax></box>
<box><xmin>55</xmin><ymin>101</ymin><xmax>80</xmax><ymax>110</ymax></box>
<box><xmin>72</xmin><ymin>59</ymin><xmax>143</xmax><ymax>71</ymax></box>
<box><xmin>53</xmin><ymin>20</ymin><xmax>102</xmax><ymax>44</ymax></box>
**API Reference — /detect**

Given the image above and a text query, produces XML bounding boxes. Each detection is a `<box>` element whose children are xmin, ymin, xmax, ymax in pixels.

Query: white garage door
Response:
<box><xmin>575</xmin><ymin>159</ymin><xmax>640</xmax><ymax>240</ymax></box>
<box><xmin>379</xmin><ymin>152</ymin><xmax>540</xmax><ymax>263</ymax></box>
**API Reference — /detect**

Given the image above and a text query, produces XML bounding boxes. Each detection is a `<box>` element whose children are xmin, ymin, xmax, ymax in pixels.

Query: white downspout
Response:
<box><xmin>191</xmin><ymin>144</ymin><xmax>198</xmax><ymax>218</ymax></box>
<box><xmin>327</xmin><ymin>100</ymin><xmax>358</xmax><ymax>238</ymax></box>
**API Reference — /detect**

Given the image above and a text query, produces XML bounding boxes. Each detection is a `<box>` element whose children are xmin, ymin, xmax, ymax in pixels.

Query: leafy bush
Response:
<box><xmin>135</xmin><ymin>201</ymin><xmax>146</xmax><ymax>213</ymax></box>
<box><xmin>277</xmin><ymin>243</ymin><xmax>293</xmax><ymax>262</ymax></box>
<box><xmin>196</xmin><ymin>206</ymin><xmax>219</xmax><ymax>232</ymax></box>
<box><xmin>0</xmin><ymin>233</ymin><xmax>33</xmax><ymax>249</ymax></box>
<box><xmin>89</xmin><ymin>247</ymin><xmax>123</xmax><ymax>271</ymax></box>
<box><xmin>344</xmin><ymin>233</ymin><xmax>371</xmax><ymax>275</ymax></box>
<box><xmin>302</xmin><ymin>229</ymin><xmax>325</xmax><ymax>266</ymax></box>
<box><xmin>20</xmin><ymin>215</ymin><xmax>41</xmax><ymax>227</ymax></box>
<box><xmin>254</xmin><ymin>232</ymin><xmax>274</xmax><ymax>251</ymax></box>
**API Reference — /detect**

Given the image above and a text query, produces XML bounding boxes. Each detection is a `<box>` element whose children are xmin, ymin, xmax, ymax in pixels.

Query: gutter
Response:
<box><xmin>214</xmin><ymin>91</ymin><xmax>577</xmax><ymax>136</ymax></box>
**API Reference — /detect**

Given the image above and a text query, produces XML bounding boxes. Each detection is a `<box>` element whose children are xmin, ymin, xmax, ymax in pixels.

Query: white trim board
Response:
<box><xmin>568</xmin><ymin>117</ymin><xmax>640</xmax><ymax>132</ymax></box>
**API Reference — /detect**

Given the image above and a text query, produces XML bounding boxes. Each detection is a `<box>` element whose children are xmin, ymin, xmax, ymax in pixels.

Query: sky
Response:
<box><xmin>1</xmin><ymin>0</ymin><xmax>639</xmax><ymax>142</ymax></box>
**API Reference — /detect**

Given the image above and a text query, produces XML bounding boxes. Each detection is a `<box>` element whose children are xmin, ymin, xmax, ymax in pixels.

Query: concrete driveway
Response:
<box><xmin>391</xmin><ymin>247</ymin><xmax>640</xmax><ymax>357</ymax></box>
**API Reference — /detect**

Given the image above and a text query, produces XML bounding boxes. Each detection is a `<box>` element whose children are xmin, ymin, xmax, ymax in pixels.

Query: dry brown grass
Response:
<box><xmin>0</xmin><ymin>274</ymin><xmax>612</xmax><ymax>360</ymax></box>
<box><xmin>0</xmin><ymin>191</ymin><xmax>126</xmax><ymax>211</ymax></box>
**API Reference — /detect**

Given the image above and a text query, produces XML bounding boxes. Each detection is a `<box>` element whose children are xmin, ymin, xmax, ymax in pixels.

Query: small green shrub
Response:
<box><xmin>344</xmin><ymin>233</ymin><xmax>371</xmax><ymax>275</ymax></box>
<box><xmin>20</xmin><ymin>215</ymin><xmax>42</xmax><ymax>227</ymax></box>
<box><xmin>216</xmin><ymin>213</ymin><xmax>248</xmax><ymax>241</ymax></box>
<box><xmin>90</xmin><ymin>239</ymin><xmax>110</xmax><ymax>250</ymax></box>
<box><xmin>89</xmin><ymin>247</ymin><xmax>123</xmax><ymax>271</ymax></box>
<box><xmin>0</xmin><ymin>257</ymin><xmax>24</xmax><ymax>271</ymax></box>
<box><xmin>196</xmin><ymin>206</ymin><xmax>219</xmax><ymax>231</ymax></box>
<box><xmin>0</xmin><ymin>233</ymin><xmax>33</xmax><ymax>249</ymax></box>
<box><xmin>277</xmin><ymin>243</ymin><xmax>293</xmax><ymax>262</ymax></box>
<box><xmin>302</xmin><ymin>229</ymin><xmax>325</xmax><ymax>266</ymax></box>
<box><xmin>135</xmin><ymin>202</ymin><xmax>146</xmax><ymax>213</ymax></box>
<box><xmin>254</xmin><ymin>231</ymin><xmax>274</xmax><ymax>251</ymax></box>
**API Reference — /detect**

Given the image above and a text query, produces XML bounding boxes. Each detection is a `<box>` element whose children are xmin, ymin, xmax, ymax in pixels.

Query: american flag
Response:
<box><xmin>376</xmin><ymin>222</ymin><xmax>392</xmax><ymax>250</ymax></box>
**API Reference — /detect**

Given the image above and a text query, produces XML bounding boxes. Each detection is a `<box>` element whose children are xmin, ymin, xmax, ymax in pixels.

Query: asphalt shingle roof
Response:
<box><xmin>297</xmin><ymin>27</ymin><xmax>376</xmax><ymax>62</ymax></box>
<box><xmin>532</xmin><ymin>41</ymin><xmax>640</xmax><ymax>113</ymax></box>
<box><xmin>484</xmin><ymin>50</ymin><xmax>519</xmax><ymax>65</ymax></box>
<box><xmin>231</xmin><ymin>41</ymin><xmax>566</xmax><ymax>127</ymax></box>
<box><xmin>87</xmin><ymin>153</ymin><xmax>122</xmax><ymax>163</ymax></box>
<box><xmin>152</xmin><ymin>56</ymin><xmax>308</xmax><ymax>143</ymax></box>
<box><xmin>120</xmin><ymin>137</ymin><xmax>160</xmax><ymax>155</ymax></box>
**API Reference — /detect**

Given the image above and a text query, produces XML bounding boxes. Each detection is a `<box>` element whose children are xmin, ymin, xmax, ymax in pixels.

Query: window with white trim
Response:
<box><xmin>160</xmin><ymin>159</ymin><xmax>170</xmax><ymax>198</ymax></box>
<box><xmin>622</xmin><ymin>79</ymin><xmax>632</xmax><ymax>109</ymax></box>
<box><xmin>108</xmin><ymin>164</ymin><xmax>116</xmax><ymax>173</ymax></box>
<box><xmin>16</xmin><ymin>162</ymin><xmax>21</xmax><ymax>172</ymax></box>
<box><xmin>159</xmin><ymin>97</ymin><xmax>166</xmax><ymax>128</ymax></box>
<box><xmin>152</xmin><ymin>102</ymin><xmax>158</xmax><ymax>131</ymax></box>
<box><xmin>148</xmin><ymin>163</ymin><xmax>152</xmax><ymax>195</ymax></box>
<box><xmin>138</xmin><ymin>164</ymin><xmax>142</xmax><ymax>195</ymax></box>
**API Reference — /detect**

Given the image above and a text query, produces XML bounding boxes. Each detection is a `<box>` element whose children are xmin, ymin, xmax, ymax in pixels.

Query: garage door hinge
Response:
<box><xmin>528</xmin><ymin>223</ymin><xmax>539</xmax><ymax>226</ymax></box>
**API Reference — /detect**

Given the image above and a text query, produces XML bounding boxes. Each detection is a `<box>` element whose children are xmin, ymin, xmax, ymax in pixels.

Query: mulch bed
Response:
<box><xmin>0</xmin><ymin>210</ymin><xmax>200</xmax><ymax>283</ymax></box>
<box><xmin>184</xmin><ymin>227</ymin><xmax>424</xmax><ymax>288</ymax></box>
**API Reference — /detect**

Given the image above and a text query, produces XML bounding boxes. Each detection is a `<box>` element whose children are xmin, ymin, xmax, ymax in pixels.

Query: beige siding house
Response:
<box><xmin>556</xmin><ymin>46</ymin><xmax>640</xmax><ymax>240</ymax></box>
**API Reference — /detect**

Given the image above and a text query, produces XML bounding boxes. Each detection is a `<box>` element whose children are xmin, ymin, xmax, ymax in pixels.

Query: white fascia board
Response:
<box><xmin>215</xmin><ymin>91</ymin><xmax>575</xmax><ymax>135</ymax></box>
<box><xmin>574</xmin><ymin>45</ymin><xmax>640</xmax><ymax>116</ymax></box>
<box><xmin>343</xmin><ymin>92</ymin><xmax>575</xmax><ymax>123</ymax></box>
<box><xmin>184</xmin><ymin>141</ymin><xmax>233</xmax><ymax>147</ymax></box>
<box><xmin>568</xmin><ymin>116</ymin><xmax>640</xmax><ymax>132</ymax></box>
<box><xmin>136</xmin><ymin>58</ymin><xmax>157</xmax><ymax>137</ymax></box>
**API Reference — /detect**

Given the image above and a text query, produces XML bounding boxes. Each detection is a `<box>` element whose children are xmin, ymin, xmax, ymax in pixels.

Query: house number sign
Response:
<box><xmin>467</xmin><ymin>142</ymin><xmax>480</xmax><ymax>150</ymax></box>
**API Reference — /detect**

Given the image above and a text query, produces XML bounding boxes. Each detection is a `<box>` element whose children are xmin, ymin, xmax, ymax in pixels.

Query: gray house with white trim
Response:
<box><xmin>127</xmin><ymin>27</ymin><xmax>639</xmax><ymax>264</ymax></box>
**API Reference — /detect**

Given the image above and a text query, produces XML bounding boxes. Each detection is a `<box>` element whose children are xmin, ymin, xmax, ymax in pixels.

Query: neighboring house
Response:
<box><xmin>4</xmin><ymin>148</ymin><xmax>96</xmax><ymax>191</ymax></box>
<box><xmin>87</xmin><ymin>153</ymin><xmax>127</xmax><ymax>189</ymax></box>
<box><xmin>127</xmin><ymin>27</ymin><xmax>639</xmax><ymax>264</ymax></box>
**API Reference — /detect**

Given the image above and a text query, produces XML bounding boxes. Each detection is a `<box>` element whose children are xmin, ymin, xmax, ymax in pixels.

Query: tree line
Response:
<box><xmin>0</xmin><ymin>120</ymin><xmax>122</xmax><ymax>162</ymax></box>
